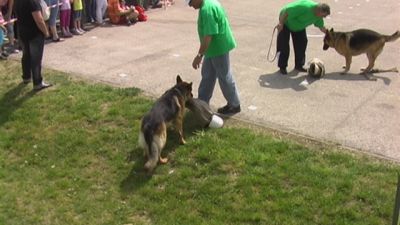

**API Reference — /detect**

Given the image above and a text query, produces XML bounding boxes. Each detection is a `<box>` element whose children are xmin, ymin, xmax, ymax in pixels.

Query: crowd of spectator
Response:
<box><xmin>0</xmin><ymin>0</ymin><xmax>173</xmax><ymax>60</ymax></box>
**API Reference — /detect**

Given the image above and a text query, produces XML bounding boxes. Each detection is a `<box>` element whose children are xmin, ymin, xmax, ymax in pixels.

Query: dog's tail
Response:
<box><xmin>140</xmin><ymin>120</ymin><xmax>166</xmax><ymax>173</ymax></box>
<box><xmin>143</xmin><ymin>142</ymin><xmax>160</xmax><ymax>173</ymax></box>
<box><xmin>384</xmin><ymin>31</ymin><xmax>400</xmax><ymax>42</ymax></box>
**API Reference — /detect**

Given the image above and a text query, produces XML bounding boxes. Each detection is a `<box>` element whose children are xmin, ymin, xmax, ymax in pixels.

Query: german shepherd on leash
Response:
<box><xmin>139</xmin><ymin>75</ymin><xmax>193</xmax><ymax>173</ymax></box>
<box><xmin>323</xmin><ymin>28</ymin><xmax>400</xmax><ymax>80</ymax></box>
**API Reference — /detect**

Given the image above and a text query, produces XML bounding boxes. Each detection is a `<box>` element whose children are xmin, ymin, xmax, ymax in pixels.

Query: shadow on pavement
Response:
<box><xmin>323</xmin><ymin>72</ymin><xmax>392</xmax><ymax>85</ymax></box>
<box><xmin>258</xmin><ymin>70</ymin><xmax>392</xmax><ymax>91</ymax></box>
<box><xmin>258</xmin><ymin>70</ymin><xmax>311</xmax><ymax>91</ymax></box>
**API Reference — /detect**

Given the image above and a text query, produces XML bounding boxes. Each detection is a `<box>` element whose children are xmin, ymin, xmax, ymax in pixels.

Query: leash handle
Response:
<box><xmin>267</xmin><ymin>26</ymin><xmax>278</xmax><ymax>63</ymax></box>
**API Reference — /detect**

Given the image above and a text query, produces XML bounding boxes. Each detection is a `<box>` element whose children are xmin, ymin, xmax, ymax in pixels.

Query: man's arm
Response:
<box><xmin>192</xmin><ymin>35</ymin><xmax>212</xmax><ymax>70</ymax></box>
<box><xmin>276</xmin><ymin>11</ymin><xmax>288</xmax><ymax>32</ymax></box>
<box><xmin>32</xmin><ymin>11</ymin><xmax>50</xmax><ymax>38</ymax></box>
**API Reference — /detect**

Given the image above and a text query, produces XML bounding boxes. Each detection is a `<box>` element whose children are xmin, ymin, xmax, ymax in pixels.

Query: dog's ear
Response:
<box><xmin>176</xmin><ymin>75</ymin><xmax>182</xmax><ymax>84</ymax></box>
<box><xmin>329</xmin><ymin>28</ymin><xmax>334</xmax><ymax>33</ymax></box>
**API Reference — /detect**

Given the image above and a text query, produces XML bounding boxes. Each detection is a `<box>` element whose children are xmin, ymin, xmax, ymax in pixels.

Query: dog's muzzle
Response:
<box><xmin>323</xmin><ymin>43</ymin><xmax>329</xmax><ymax>50</ymax></box>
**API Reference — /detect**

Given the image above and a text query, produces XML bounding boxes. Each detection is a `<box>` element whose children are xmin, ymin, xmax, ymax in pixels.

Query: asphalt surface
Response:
<box><xmin>23</xmin><ymin>0</ymin><xmax>400</xmax><ymax>161</ymax></box>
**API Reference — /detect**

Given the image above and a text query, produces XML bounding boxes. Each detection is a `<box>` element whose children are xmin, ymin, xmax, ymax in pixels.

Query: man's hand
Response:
<box><xmin>192</xmin><ymin>54</ymin><xmax>203</xmax><ymax>69</ymax></box>
<box><xmin>319</xmin><ymin>27</ymin><xmax>327</xmax><ymax>34</ymax></box>
<box><xmin>276</xmin><ymin>23</ymin><xmax>283</xmax><ymax>32</ymax></box>
<box><xmin>277</xmin><ymin>12</ymin><xmax>288</xmax><ymax>33</ymax></box>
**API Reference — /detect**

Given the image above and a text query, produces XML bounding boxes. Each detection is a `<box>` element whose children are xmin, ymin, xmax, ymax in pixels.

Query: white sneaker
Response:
<box><xmin>33</xmin><ymin>82</ymin><xmax>52</xmax><ymax>91</ymax></box>
<box><xmin>71</xmin><ymin>29</ymin><xmax>81</xmax><ymax>35</ymax></box>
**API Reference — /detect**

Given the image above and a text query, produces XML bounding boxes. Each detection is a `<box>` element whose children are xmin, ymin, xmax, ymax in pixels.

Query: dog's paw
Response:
<box><xmin>366</xmin><ymin>75</ymin><xmax>377</xmax><ymax>81</ymax></box>
<box><xmin>180</xmin><ymin>139</ymin><xmax>186</xmax><ymax>145</ymax></box>
<box><xmin>159</xmin><ymin>157</ymin><xmax>168</xmax><ymax>164</ymax></box>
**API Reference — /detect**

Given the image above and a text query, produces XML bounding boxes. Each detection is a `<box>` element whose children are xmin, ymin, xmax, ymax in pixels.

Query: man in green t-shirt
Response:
<box><xmin>186</xmin><ymin>0</ymin><xmax>241</xmax><ymax>115</ymax></box>
<box><xmin>276</xmin><ymin>0</ymin><xmax>330</xmax><ymax>75</ymax></box>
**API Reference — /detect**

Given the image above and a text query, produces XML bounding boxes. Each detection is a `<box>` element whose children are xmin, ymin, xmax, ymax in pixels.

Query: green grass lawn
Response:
<box><xmin>0</xmin><ymin>60</ymin><xmax>399</xmax><ymax>225</ymax></box>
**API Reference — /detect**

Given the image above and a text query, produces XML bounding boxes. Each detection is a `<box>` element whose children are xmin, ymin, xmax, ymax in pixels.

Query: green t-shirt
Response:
<box><xmin>280</xmin><ymin>0</ymin><xmax>324</xmax><ymax>32</ymax></box>
<box><xmin>197</xmin><ymin>0</ymin><xmax>236</xmax><ymax>58</ymax></box>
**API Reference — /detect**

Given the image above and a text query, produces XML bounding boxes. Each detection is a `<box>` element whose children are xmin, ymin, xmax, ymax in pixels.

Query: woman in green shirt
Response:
<box><xmin>276</xmin><ymin>0</ymin><xmax>330</xmax><ymax>75</ymax></box>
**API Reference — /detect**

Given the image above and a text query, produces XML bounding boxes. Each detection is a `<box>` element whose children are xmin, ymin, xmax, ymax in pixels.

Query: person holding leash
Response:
<box><xmin>276</xmin><ymin>0</ymin><xmax>330</xmax><ymax>75</ymax></box>
<box><xmin>187</xmin><ymin>0</ymin><xmax>241</xmax><ymax>115</ymax></box>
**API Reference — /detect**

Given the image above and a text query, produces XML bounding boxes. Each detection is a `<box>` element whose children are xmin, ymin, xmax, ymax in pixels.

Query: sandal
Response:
<box><xmin>52</xmin><ymin>38</ymin><xmax>64</xmax><ymax>42</ymax></box>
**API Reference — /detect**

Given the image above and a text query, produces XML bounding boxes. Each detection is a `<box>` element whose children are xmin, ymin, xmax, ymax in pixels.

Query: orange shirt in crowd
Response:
<box><xmin>108</xmin><ymin>0</ymin><xmax>125</xmax><ymax>24</ymax></box>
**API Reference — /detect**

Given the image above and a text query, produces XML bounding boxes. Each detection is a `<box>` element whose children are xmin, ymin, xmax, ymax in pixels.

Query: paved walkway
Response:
<box><xmin>33</xmin><ymin>0</ymin><xmax>400</xmax><ymax>161</ymax></box>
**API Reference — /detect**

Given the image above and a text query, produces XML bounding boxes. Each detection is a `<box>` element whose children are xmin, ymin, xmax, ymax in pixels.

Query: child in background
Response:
<box><xmin>0</xmin><ymin>12</ymin><xmax>8</xmax><ymax>60</ymax></box>
<box><xmin>1</xmin><ymin>0</ymin><xmax>19</xmax><ymax>53</ymax></box>
<box><xmin>95</xmin><ymin>0</ymin><xmax>107</xmax><ymax>25</ymax></box>
<box><xmin>108</xmin><ymin>0</ymin><xmax>138</xmax><ymax>26</ymax></box>
<box><xmin>72</xmin><ymin>0</ymin><xmax>85</xmax><ymax>35</ymax></box>
<box><xmin>46</xmin><ymin>0</ymin><xmax>63</xmax><ymax>42</ymax></box>
<box><xmin>60</xmin><ymin>0</ymin><xmax>73</xmax><ymax>37</ymax></box>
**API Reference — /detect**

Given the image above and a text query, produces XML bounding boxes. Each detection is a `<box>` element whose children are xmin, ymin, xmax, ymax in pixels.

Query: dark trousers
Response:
<box><xmin>84</xmin><ymin>0</ymin><xmax>96</xmax><ymax>23</ymax></box>
<box><xmin>20</xmin><ymin>34</ymin><xmax>45</xmax><ymax>86</ymax></box>
<box><xmin>276</xmin><ymin>25</ymin><xmax>308</xmax><ymax>69</ymax></box>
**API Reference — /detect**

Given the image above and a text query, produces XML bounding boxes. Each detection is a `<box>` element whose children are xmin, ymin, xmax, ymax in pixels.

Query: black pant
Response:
<box><xmin>20</xmin><ymin>34</ymin><xmax>45</xmax><ymax>86</ymax></box>
<box><xmin>276</xmin><ymin>25</ymin><xmax>308</xmax><ymax>69</ymax></box>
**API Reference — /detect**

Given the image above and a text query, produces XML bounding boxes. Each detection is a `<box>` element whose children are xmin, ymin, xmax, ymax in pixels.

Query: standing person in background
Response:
<box><xmin>187</xmin><ymin>0</ymin><xmax>241</xmax><ymax>116</ymax></box>
<box><xmin>45</xmin><ymin>0</ymin><xmax>63</xmax><ymax>42</ymax></box>
<box><xmin>84</xmin><ymin>0</ymin><xmax>95</xmax><ymax>23</ymax></box>
<box><xmin>1</xmin><ymin>0</ymin><xmax>19</xmax><ymax>53</ymax></box>
<box><xmin>60</xmin><ymin>0</ymin><xmax>73</xmax><ymax>37</ymax></box>
<box><xmin>0</xmin><ymin>13</ymin><xmax>8</xmax><ymax>59</ymax></box>
<box><xmin>276</xmin><ymin>0</ymin><xmax>330</xmax><ymax>75</ymax></box>
<box><xmin>95</xmin><ymin>0</ymin><xmax>107</xmax><ymax>25</ymax></box>
<box><xmin>13</xmin><ymin>0</ymin><xmax>52</xmax><ymax>90</ymax></box>
<box><xmin>72</xmin><ymin>0</ymin><xmax>85</xmax><ymax>34</ymax></box>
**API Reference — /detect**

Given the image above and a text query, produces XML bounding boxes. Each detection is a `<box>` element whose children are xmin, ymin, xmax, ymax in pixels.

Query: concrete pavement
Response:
<box><xmin>32</xmin><ymin>0</ymin><xmax>400</xmax><ymax>161</ymax></box>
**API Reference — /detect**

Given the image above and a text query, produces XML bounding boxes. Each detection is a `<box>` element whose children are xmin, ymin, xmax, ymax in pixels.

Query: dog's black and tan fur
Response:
<box><xmin>323</xmin><ymin>28</ymin><xmax>400</xmax><ymax>80</ymax></box>
<box><xmin>139</xmin><ymin>75</ymin><xmax>193</xmax><ymax>173</ymax></box>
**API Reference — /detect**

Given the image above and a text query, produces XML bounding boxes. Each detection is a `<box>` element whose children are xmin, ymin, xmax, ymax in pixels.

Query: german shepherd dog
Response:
<box><xmin>323</xmin><ymin>28</ymin><xmax>400</xmax><ymax>80</ymax></box>
<box><xmin>139</xmin><ymin>75</ymin><xmax>193</xmax><ymax>173</ymax></box>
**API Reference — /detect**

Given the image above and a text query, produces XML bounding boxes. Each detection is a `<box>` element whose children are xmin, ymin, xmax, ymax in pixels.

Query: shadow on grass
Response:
<box><xmin>120</xmin><ymin>112</ymin><xmax>205</xmax><ymax>195</ymax></box>
<box><xmin>0</xmin><ymin>83</ymin><xmax>36</xmax><ymax>127</ymax></box>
